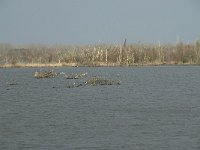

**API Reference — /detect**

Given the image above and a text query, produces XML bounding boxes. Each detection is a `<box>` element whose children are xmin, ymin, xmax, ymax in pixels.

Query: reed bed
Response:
<box><xmin>0</xmin><ymin>40</ymin><xmax>200</xmax><ymax>67</ymax></box>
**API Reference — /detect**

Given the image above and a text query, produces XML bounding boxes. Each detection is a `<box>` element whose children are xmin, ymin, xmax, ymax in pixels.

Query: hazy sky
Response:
<box><xmin>0</xmin><ymin>0</ymin><xmax>200</xmax><ymax>45</ymax></box>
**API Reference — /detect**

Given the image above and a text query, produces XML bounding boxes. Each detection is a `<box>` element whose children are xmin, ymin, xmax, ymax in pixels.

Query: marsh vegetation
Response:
<box><xmin>33</xmin><ymin>70</ymin><xmax>120</xmax><ymax>88</ymax></box>
<box><xmin>0</xmin><ymin>40</ymin><xmax>200</xmax><ymax>67</ymax></box>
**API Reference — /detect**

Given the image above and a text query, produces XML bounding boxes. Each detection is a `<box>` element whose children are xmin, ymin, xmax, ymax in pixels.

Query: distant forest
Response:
<box><xmin>0</xmin><ymin>40</ymin><xmax>200</xmax><ymax>67</ymax></box>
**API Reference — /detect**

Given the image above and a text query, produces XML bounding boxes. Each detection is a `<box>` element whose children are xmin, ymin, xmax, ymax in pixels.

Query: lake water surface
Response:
<box><xmin>0</xmin><ymin>66</ymin><xmax>200</xmax><ymax>150</ymax></box>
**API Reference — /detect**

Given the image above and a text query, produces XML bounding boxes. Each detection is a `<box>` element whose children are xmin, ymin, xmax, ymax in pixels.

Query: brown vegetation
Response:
<box><xmin>34</xmin><ymin>70</ymin><xmax>58</xmax><ymax>79</ymax></box>
<box><xmin>0</xmin><ymin>40</ymin><xmax>200</xmax><ymax>67</ymax></box>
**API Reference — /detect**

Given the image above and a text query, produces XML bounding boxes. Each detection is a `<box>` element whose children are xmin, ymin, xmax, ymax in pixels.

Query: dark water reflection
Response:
<box><xmin>0</xmin><ymin>66</ymin><xmax>200</xmax><ymax>150</ymax></box>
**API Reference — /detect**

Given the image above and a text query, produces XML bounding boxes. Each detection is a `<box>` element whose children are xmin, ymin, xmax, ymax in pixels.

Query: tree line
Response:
<box><xmin>0</xmin><ymin>40</ymin><xmax>200</xmax><ymax>67</ymax></box>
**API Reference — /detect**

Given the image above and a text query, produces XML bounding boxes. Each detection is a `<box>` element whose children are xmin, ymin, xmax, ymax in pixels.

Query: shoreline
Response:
<box><xmin>0</xmin><ymin>62</ymin><xmax>199</xmax><ymax>68</ymax></box>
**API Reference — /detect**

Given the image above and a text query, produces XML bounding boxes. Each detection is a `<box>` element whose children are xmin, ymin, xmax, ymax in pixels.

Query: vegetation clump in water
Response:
<box><xmin>64</xmin><ymin>73</ymin><xmax>87</xmax><ymax>79</ymax></box>
<box><xmin>34</xmin><ymin>70</ymin><xmax>58</xmax><ymax>79</ymax></box>
<box><xmin>33</xmin><ymin>70</ymin><xmax>120</xmax><ymax>88</ymax></box>
<box><xmin>66</xmin><ymin>77</ymin><xmax>120</xmax><ymax>88</ymax></box>
<box><xmin>85</xmin><ymin>78</ymin><xmax>120</xmax><ymax>86</ymax></box>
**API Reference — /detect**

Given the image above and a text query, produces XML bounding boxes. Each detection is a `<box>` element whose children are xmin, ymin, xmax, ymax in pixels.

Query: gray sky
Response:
<box><xmin>0</xmin><ymin>0</ymin><xmax>200</xmax><ymax>45</ymax></box>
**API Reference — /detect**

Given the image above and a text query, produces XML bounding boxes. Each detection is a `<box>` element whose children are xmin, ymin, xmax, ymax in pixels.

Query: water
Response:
<box><xmin>0</xmin><ymin>66</ymin><xmax>200</xmax><ymax>150</ymax></box>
